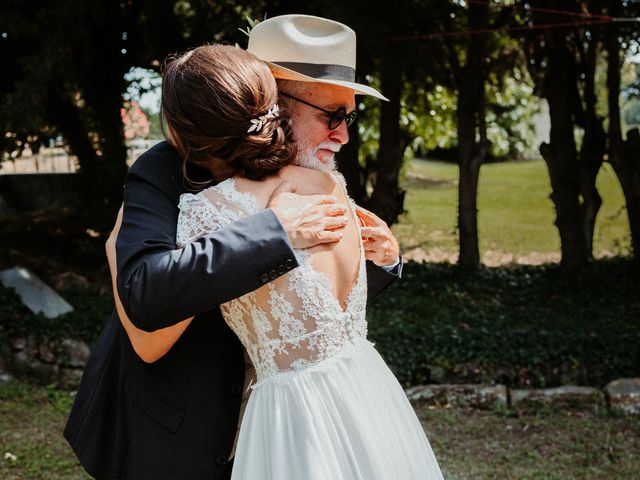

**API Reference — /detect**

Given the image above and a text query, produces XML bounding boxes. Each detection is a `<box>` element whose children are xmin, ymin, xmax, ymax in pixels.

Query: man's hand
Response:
<box><xmin>356</xmin><ymin>206</ymin><xmax>400</xmax><ymax>267</ymax></box>
<box><xmin>268</xmin><ymin>181</ymin><xmax>349</xmax><ymax>249</ymax></box>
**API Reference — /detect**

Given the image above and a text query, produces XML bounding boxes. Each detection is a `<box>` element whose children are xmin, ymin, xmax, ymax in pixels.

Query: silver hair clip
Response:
<box><xmin>247</xmin><ymin>104</ymin><xmax>280</xmax><ymax>133</ymax></box>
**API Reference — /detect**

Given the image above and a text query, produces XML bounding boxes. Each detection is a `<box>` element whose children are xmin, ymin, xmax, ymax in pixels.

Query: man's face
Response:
<box><xmin>283</xmin><ymin>83</ymin><xmax>356</xmax><ymax>172</ymax></box>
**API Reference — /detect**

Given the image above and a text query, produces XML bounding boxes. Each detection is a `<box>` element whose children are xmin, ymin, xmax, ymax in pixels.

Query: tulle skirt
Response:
<box><xmin>230</xmin><ymin>337</ymin><xmax>444</xmax><ymax>480</ymax></box>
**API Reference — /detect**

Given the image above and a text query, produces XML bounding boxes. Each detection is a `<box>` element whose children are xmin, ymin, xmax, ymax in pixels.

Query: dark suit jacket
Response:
<box><xmin>64</xmin><ymin>141</ymin><xmax>399</xmax><ymax>480</ymax></box>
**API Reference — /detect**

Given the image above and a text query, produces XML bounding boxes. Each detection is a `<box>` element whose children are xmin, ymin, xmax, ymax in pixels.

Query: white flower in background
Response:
<box><xmin>4</xmin><ymin>452</ymin><xmax>17</xmax><ymax>461</ymax></box>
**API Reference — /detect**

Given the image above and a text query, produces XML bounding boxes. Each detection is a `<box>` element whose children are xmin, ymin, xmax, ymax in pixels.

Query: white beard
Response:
<box><xmin>293</xmin><ymin>141</ymin><xmax>342</xmax><ymax>172</ymax></box>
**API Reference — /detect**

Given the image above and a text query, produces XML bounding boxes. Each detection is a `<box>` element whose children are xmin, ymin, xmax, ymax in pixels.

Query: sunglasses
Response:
<box><xmin>280</xmin><ymin>92</ymin><xmax>357</xmax><ymax>130</ymax></box>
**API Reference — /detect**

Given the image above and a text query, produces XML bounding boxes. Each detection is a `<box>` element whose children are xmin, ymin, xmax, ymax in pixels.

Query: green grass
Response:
<box><xmin>2</xmin><ymin>381</ymin><xmax>638</xmax><ymax>480</ymax></box>
<box><xmin>421</xmin><ymin>407</ymin><xmax>640</xmax><ymax>479</ymax></box>
<box><xmin>0</xmin><ymin>382</ymin><xmax>90</xmax><ymax>479</ymax></box>
<box><xmin>394</xmin><ymin>159</ymin><xmax>631</xmax><ymax>260</ymax></box>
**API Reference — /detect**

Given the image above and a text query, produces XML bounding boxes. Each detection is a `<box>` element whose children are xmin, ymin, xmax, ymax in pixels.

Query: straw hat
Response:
<box><xmin>247</xmin><ymin>14</ymin><xmax>387</xmax><ymax>101</ymax></box>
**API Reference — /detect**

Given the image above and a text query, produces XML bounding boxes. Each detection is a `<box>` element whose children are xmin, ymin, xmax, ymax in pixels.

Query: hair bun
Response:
<box><xmin>160</xmin><ymin>44</ymin><xmax>297</xmax><ymax>188</ymax></box>
<box><xmin>236</xmin><ymin>116</ymin><xmax>297</xmax><ymax>179</ymax></box>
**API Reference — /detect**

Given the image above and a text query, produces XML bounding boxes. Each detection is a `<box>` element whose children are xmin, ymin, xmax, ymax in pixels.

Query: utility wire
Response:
<box><xmin>467</xmin><ymin>0</ymin><xmax>613</xmax><ymax>21</ymax></box>
<box><xmin>389</xmin><ymin>2</ymin><xmax>640</xmax><ymax>42</ymax></box>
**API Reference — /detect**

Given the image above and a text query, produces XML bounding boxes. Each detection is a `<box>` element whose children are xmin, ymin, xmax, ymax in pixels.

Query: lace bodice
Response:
<box><xmin>176</xmin><ymin>177</ymin><xmax>368</xmax><ymax>381</ymax></box>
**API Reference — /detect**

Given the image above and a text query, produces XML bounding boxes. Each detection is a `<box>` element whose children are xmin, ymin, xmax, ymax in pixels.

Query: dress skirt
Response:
<box><xmin>230</xmin><ymin>337</ymin><xmax>444</xmax><ymax>480</ymax></box>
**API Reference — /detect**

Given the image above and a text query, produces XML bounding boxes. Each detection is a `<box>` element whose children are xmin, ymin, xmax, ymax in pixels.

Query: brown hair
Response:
<box><xmin>160</xmin><ymin>44</ymin><xmax>296</xmax><ymax>189</ymax></box>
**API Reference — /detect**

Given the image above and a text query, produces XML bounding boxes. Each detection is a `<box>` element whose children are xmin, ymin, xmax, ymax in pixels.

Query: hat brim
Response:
<box><xmin>268</xmin><ymin>63</ymin><xmax>388</xmax><ymax>101</ymax></box>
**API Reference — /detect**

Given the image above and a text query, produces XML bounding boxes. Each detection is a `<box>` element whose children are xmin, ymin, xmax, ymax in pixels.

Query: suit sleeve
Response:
<box><xmin>366</xmin><ymin>256</ymin><xmax>403</xmax><ymax>301</ymax></box>
<box><xmin>115</xmin><ymin>150</ymin><xmax>298</xmax><ymax>332</ymax></box>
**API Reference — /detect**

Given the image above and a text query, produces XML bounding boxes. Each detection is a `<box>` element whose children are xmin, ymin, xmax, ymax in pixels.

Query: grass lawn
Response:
<box><xmin>395</xmin><ymin>159</ymin><xmax>631</xmax><ymax>263</ymax></box>
<box><xmin>422</xmin><ymin>407</ymin><xmax>640</xmax><ymax>479</ymax></box>
<box><xmin>1</xmin><ymin>381</ymin><xmax>639</xmax><ymax>479</ymax></box>
<box><xmin>0</xmin><ymin>382</ymin><xmax>90</xmax><ymax>479</ymax></box>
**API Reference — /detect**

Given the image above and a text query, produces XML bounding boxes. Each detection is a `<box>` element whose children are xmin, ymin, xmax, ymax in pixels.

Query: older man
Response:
<box><xmin>64</xmin><ymin>14</ymin><xmax>399</xmax><ymax>480</ymax></box>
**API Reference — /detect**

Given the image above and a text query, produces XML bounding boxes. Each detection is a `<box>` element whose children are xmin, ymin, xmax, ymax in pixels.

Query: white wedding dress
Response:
<box><xmin>176</xmin><ymin>175</ymin><xmax>444</xmax><ymax>480</ymax></box>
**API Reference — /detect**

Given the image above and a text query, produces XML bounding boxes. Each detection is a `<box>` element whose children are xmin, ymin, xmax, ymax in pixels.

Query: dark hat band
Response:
<box><xmin>272</xmin><ymin>62</ymin><xmax>356</xmax><ymax>82</ymax></box>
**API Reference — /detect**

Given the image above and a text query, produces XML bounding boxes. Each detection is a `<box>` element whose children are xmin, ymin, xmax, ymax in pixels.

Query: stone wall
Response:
<box><xmin>0</xmin><ymin>335</ymin><xmax>90</xmax><ymax>390</ymax></box>
<box><xmin>1</xmin><ymin>334</ymin><xmax>638</xmax><ymax>416</ymax></box>
<box><xmin>405</xmin><ymin>379</ymin><xmax>640</xmax><ymax>415</ymax></box>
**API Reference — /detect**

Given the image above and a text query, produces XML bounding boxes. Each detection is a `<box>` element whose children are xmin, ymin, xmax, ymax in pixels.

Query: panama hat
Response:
<box><xmin>247</xmin><ymin>14</ymin><xmax>387</xmax><ymax>101</ymax></box>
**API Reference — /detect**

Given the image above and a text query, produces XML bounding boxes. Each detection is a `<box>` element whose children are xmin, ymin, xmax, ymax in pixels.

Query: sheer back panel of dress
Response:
<box><xmin>176</xmin><ymin>173</ymin><xmax>368</xmax><ymax>381</ymax></box>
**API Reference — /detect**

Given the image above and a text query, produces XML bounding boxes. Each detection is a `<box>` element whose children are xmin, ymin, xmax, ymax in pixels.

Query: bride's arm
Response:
<box><xmin>108</xmin><ymin>207</ymin><xmax>192</xmax><ymax>363</ymax></box>
<box><xmin>114</xmin><ymin>281</ymin><xmax>192</xmax><ymax>363</ymax></box>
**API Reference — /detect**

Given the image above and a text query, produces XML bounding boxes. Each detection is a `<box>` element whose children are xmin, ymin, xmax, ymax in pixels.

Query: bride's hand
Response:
<box><xmin>267</xmin><ymin>180</ymin><xmax>349</xmax><ymax>249</ymax></box>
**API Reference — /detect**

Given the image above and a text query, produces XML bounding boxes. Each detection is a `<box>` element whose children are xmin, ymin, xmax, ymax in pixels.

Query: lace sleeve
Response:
<box><xmin>176</xmin><ymin>193</ymin><xmax>223</xmax><ymax>247</ymax></box>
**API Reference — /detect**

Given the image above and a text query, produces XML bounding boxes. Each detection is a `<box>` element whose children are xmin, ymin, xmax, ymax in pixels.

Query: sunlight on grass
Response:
<box><xmin>395</xmin><ymin>159</ymin><xmax>631</xmax><ymax>261</ymax></box>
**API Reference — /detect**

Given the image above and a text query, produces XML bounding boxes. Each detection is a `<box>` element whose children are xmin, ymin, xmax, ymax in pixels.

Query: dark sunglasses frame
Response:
<box><xmin>280</xmin><ymin>92</ymin><xmax>357</xmax><ymax>130</ymax></box>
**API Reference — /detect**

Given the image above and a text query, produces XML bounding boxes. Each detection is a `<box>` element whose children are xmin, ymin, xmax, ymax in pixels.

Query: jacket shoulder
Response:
<box><xmin>125</xmin><ymin>141</ymin><xmax>186</xmax><ymax>201</ymax></box>
<box><xmin>129</xmin><ymin>141</ymin><xmax>181</xmax><ymax>179</ymax></box>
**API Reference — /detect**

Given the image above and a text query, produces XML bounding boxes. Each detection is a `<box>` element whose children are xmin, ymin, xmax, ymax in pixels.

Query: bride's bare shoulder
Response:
<box><xmin>276</xmin><ymin>164</ymin><xmax>324</xmax><ymax>180</ymax></box>
<box><xmin>232</xmin><ymin>165</ymin><xmax>334</xmax><ymax>206</ymax></box>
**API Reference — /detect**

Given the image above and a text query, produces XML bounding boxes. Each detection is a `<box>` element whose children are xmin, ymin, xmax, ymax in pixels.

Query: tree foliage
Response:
<box><xmin>1</xmin><ymin>0</ymin><xmax>638</xmax><ymax>262</ymax></box>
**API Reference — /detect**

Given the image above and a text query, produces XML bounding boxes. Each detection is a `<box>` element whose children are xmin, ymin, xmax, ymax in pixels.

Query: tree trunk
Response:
<box><xmin>92</xmin><ymin>88</ymin><xmax>129</xmax><ymax>212</ymax></box>
<box><xmin>456</xmin><ymin>95</ymin><xmax>485</xmax><ymax>269</ymax></box>
<box><xmin>606</xmin><ymin>32</ymin><xmax>640</xmax><ymax>259</ymax></box>
<box><xmin>367</xmin><ymin>52</ymin><xmax>406</xmax><ymax>225</ymax></box>
<box><xmin>45</xmin><ymin>85</ymin><xmax>99</xmax><ymax>173</ymax></box>
<box><xmin>456</xmin><ymin>3</ymin><xmax>489</xmax><ymax>270</ymax></box>
<box><xmin>337</xmin><ymin>117</ymin><xmax>368</xmax><ymax>205</ymax></box>
<box><xmin>578</xmin><ymin>39</ymin><xmax>604</xmax><ymax>256</ymax></box>
<box><xmin>620</xmin><ymin>129</ymin><xmax>640</xmax><ymax>258</ymax></box>
<box><xmin>540</xmin><ymin>31</ymin><xmax>589</xmax><ymax>270</ymax></box>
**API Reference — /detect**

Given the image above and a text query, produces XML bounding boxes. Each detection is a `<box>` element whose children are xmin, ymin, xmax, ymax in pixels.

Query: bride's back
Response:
<box><xmin>233</xmin><ymin>165</ymin><xmax>362</xmax><ymax>310</ymax></box>
<box><xmin>176</xmin><ymin>164</ymin><xmax>368</xmax><ymax>380</ymax></box>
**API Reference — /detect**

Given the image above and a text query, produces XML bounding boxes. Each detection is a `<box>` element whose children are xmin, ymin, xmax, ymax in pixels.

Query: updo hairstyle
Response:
<box><xmin>160</xmin><ymin>44</ymin><xmax>296</xmax><ymax>188</ymax></box>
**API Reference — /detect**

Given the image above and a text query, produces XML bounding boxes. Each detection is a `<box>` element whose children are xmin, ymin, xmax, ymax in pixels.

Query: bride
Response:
<box><xmin>115</xmin><ymin>44</ymin><xmax>444</xmax><ymax>479</ymax></box>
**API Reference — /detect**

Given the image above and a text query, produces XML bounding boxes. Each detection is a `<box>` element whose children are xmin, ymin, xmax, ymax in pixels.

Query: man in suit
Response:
<box><xmin>64</xmin><ymin>14</ymin><xmax>401</xmax><ymax>480</ymax></box>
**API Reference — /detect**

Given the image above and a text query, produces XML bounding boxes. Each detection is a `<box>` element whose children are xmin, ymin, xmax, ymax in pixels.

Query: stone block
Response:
<box><xmin>0</xmin><ymin>267</ymin><xmax>73</xmax><ymax>318</ymax></box>
<box><xmin>12</xmin><ymin>349</ymin><xmax>59</xmax><ymax>385</ymax></box>
<box><xmin>605</xmin><ymin>378</ymin><xmax>640</xmax><ymax>415</ymax></box>
<box><xmin>57</xmin><ymin>338</ymin><xmax>90</xmax><ymax>368</ymax></box>
<box><xmin>58</xmin><ymin>367</ymin><xmax>84</xmax><ymax>391</ymax></box>
<box><xmin>11</xmin><ymin>337</ymin><xmax>27</xmax><ymax>351</ymax></box>
<box><xmin>405</xmin><ymin>384</ymin><xmax>508</xmax><ymax>410</ymax></box>
<box><xmin>51</xmin><ymin>271</ymin><xmax>89</xmax><ymax>290</ymax></box>
<box><xmin>511</xmin><ymin>386</ymin><xmax>604</xmax><ymax>412</ymax></box>
<box><xmin>0</xmin><ymin>373</ymin><xmax>14</xmax><ymax>385</ymax></box>
<box><xmin>448</xmin><ymin>362</ymin><xmax>490</xmax><ymax>384</ymax></box>
<box><xmin>38</xmin><ymin>341</ymin><xmax>57</xmax><ymax>364</ymax></box>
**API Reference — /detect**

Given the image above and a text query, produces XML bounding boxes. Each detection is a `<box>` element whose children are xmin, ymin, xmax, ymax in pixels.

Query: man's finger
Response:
<box><xmin>323</xmin><ymin>216</ymin><xmax>349</xmax><ymax>231</ymax></box>
<box><xmin>322</xmin><ymin>204</ymin><xmax>348</xmax><ymax>217</ymax></box>
<box><xmin>355</xmin><ymin>206</ymin><xmax>379</xmax><ymax>226</ymax></box>
<box><xmin>360</xmin><ymin>226</ymin><xmax>384</xmax><ymax>239</ymax></box>
<box><xmin>266</xmin><ymin>181</ymin><xmax>297</xmax><ymax>208</ymax></box>
<box><xmin>314</xmin><ymin>231</ymin><xmax>343</xmax><ymax>244</ymax></box>
<box><xmin>310</xmin><ymin>194</ymin><xmax>342</xmax><ymax>206</ymax></box>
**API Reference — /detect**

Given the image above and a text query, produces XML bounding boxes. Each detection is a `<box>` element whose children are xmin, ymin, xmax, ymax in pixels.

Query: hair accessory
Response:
<box><xmin>247</xmin><ymin>104</ymin><xmax>280</xmax><ymax>133</ymax></box>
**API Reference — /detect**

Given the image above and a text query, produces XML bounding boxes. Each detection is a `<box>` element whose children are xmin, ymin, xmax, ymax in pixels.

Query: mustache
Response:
<box><xmin>312</xmin><ymin>141</ymin><xmax>342</xmax><ymax>154</ymax></box>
